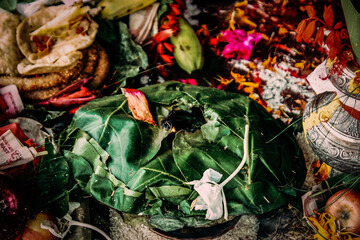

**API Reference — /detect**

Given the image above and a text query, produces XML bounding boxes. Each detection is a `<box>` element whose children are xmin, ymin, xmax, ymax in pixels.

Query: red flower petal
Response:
<box><xmin>157</xmin><ymin>43</ymin><xmax>165</xmax><ymax>54</ymax></box>
<box><xmin>163</xmin><ymin>42</ymin><xmax>174</xmax><ymax>52</ymax></box>
<box><xmin>174</xmin><ymin>0</ymin><xmax>185</xmax><ymax>9</ymax></box>
<box><xmin>169</xmin><ymin>3</ymin><xmax>181</xmax><ymax>15</ymax></box>
<box><xmin>61</xmin><ymin>86</ymin><xmax>93</xmax><ymax>99</ymax></box>
<box><xmin>160</xmin><ymin>54</ymin><xmax>174</xmax><ymax>63</ymax></box>
<box><xmin>153</xmin><ymin>29</ymin><xmax>174</xmax><ymax>43</ymax></box>
<box><xmin>161</xmin><ymin>17</ymin><xmax>179</xmax><ymax>30</ymax></box>
<box><xmin>208</xmin><ymin>38</ymin><xmax>218</xmax><ymax>46</ymax></box>
<box><xmin>302</xmin><ymin>20</ymin><xmax>316</xmax><ymax>43</ymax></box>
<box><xmin>295</xmin><ymin>19</ymin><xmax>307</xmax><ymax>42</ymax></box>
<box><xmin>334</xmin><ymin>21</ymin><xmax>342</xmax><ymax>30</ymax></box>
<box><xmin>314</xmin><ymin>26</ymin><xmax>325</xmax><ymax>46</ymax></box>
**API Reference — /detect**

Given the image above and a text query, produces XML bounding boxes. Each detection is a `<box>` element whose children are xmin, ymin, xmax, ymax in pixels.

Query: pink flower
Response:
<box><xmin>181</xmin><ymin>78</ymin><xmax>198</xmax><ymax>85</ymax></box>
<box><xmin>221</xmin><ymin>29</ymin><xmax>262</xmax><ymax>60</ymax></box>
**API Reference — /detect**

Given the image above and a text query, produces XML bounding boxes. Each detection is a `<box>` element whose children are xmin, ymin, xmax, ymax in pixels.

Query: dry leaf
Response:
<box><xmin>305</xmin><ymin>5</ymin><xmax>316</xmax><ymax>18</ymax></box>
<box><xmin>302</xmin><ymin>20</ymin><xmax>316</xmax><ymax>42</ymax></box>
<box><xmin>334</xmin><ymin>21</ymin><xmax>342</xmax><ymax>30</ymax></box>
<box><xmin>122</xmin><ymin>88</ymin><xmax>156</xmax><ymax>125</ymax></box>
<box><xmin>295</xmin><ymin>19</ymin><xmax>307</xmax><ymax>42</ymax></box>
<box><xmin>323</xmin><ymin>5</ymin><xmax>334</xmax><ymax>27</ymax></box>
<box><xmin>314</xmin><ymin>26</ymin><xmax>324</xmax><ymax>46</ymax></box>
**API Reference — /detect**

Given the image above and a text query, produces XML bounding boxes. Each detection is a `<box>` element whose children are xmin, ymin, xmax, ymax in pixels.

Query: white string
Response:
<box><xmin>41</xmin><ymin>213</ymin><xmax>112</xmax><ymax>240</ymax></box>
<box><xmin>187</xmin><ymin>122</ymin><xmax>250</xmax><ymax>221</ymax></box>
<box><xmin>220</xmin><ymin>123</ymin><xmax>250</xmax><ymax>188</ymax></box>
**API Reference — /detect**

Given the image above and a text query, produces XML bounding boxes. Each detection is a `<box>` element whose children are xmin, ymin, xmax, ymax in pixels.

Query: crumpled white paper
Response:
<box><xmin>186</xmin><ymin>169</ymin><xmax>228</xmax><ymax>221</ymax></box>
<box><xmin>187</xmin><ymin>123</ymin><xmax>250</xmax><ymax>221</ymax></box>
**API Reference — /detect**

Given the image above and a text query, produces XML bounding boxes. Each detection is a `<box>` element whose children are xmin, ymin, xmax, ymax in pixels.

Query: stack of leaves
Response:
<box><xmin>60</xmin><ymin>82</ymin><xmax>306</xmax><ymax>231</ymax></box>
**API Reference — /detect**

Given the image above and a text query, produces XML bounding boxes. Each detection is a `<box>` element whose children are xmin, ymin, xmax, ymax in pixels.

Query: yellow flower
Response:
<box><xmin>307</xmin><ymin>210</ymin><xmax>360</xmax><ymax>240</ymax></box>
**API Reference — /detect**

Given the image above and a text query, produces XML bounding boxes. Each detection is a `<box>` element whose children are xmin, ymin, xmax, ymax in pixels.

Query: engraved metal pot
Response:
<box><xmin>303</xmin><ymin>61</ymin><xmax>360</xmax><ymax>173</ymax></box>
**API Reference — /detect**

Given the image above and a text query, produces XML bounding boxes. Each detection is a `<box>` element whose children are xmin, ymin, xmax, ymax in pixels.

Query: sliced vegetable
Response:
<box><xmin>98</xmin><ymin>0</ymin><xmax>156</xmax><ymax>20</ymax></box>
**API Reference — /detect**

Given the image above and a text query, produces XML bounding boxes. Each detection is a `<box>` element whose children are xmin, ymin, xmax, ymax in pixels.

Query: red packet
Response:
<box><xmin>0</xmin><ymin>123</ymin><xmax>43</xmax><ymax>176</ymax></box>
<box><xmin>0</xmin><ymin>85</ymin><xmax>24</xmax><ymax>116</ymax></box>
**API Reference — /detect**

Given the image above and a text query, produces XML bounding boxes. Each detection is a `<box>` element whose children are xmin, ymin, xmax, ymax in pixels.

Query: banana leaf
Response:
<box><xmin>62</xmin><ymin>82</ymin><xmax>306</xmax><ymax>230</ymax></box>
<box><xmin>341</xmin><ymin>0</ymin><xmax>360</xmax><ymax>65</ymax></box>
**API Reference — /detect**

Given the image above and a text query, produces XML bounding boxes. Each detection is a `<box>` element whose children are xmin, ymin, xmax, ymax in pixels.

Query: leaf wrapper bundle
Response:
<box><xmin>62</xmin><ymin>82</ymin><xmax>306</xmax><ymax>231</ymax></box>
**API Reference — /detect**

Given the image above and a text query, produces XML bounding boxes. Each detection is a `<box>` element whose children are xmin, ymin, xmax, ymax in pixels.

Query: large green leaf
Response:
<box><xmin>341</xmin><ymin>0</ymin><xmax>360</xmax><ymax>65</ymax></box>
<box><xmin>63</xmin><ymin>82</ymin><xmax>306</xmax><ymax>230</ymax></box>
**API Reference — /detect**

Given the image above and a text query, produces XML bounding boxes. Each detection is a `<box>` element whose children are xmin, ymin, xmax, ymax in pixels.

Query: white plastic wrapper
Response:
<box><xmin>187</xmin><ymin>168</ymin><xmax>226</xmax><ymax>221</ymax></box>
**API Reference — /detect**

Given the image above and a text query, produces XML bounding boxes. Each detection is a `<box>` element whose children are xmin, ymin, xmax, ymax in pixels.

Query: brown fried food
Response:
<box><xmin>0</xmin><ymin>42</ymin><xmax>109</xmax><ymax>101</ymax></box>
<box><xmin>0</xmin><ymin>73</ymin><xmax>64</xmax><ymax>92</ymax></box>
<box><xmin>0</xmin><ymin>48</ymin><xmax>87</xmax><ymax>91</ymax></box>
<box><xmin>21</xmin><ymin>85</ymin><xmax>66</xmax><ymax>101</ymax></box>
<box><xmin>89</xmin><ymin>42</ymin><xmax>110</xmax><ymax>89</ymax></box>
